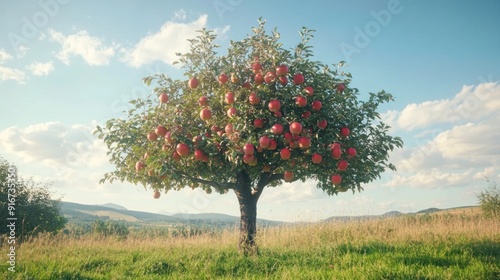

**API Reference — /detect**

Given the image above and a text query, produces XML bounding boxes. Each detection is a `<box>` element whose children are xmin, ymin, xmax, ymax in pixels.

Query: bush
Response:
<box><xmin>477</xmin><ymin>179</ymin><xmax>500</xmax><ymax>218</ymax></box>
<box><xmin>91</xmin><ymin>220</ymin><xmax>129</xmax><ymax>238</ymax></box>
<box><xmin>0</xmin><ymin>156</ymin><xmax>67</xmax><ymax>241</ymax></box>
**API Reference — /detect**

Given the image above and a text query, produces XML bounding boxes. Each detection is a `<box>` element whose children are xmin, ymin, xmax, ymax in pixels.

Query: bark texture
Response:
<box><xmin>234</xmin><ymin>170</ymin><xmax>259</xmax><ymax>255</ymax></box>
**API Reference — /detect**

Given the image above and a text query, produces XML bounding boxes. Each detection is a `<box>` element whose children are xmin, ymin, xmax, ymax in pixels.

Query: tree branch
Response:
<box><xmin>253</xmin><ymin>172</ymin><xmax>284</xmax><ymax>201</ymax></box>
<box><xmin>177</xmin><ymin>171</ymin><xmax>236</xmax><ymax>190</ymax></box>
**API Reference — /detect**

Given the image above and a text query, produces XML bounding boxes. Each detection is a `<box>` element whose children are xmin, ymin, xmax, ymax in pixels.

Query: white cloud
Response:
<box><xmin>49</xmin><ymin>29</ymin><xmax>116</xmax><ymax>66</ymax></box>
<box><xmin>214</xmin><ymin>25</ymin><xmax>231</xmax><ymax>39</ymax></box>
<box><xmin>121</xmin><ymin>14</ymin><xmax>210</xmax><ymax>67</ymax></box>
<box><xmin>27</xmin><ymin>61</ymin><xmax>54</xmax><ymax>76</ymax></box>
<box><xmin>16</xmin><ymin>45</ymin><xmax>29</xmax><ymax>58</ymax></box>
<box><xmin>0</xmin><ymin>49</ymin><xmax>13</xmax><ymax>64</ymax></box>
<box><xmin>384</xmin><ymin>82</ymin><xmax>500</xmax><ymax>131</ymax></box>
<box><xmin>260</xmin><ymin>180</ymin><xmax>324</xmax><ymax>205</ymax></box>
<box><xmin>0</xmin><ymin>121</ymin><xmax>108</xmax><ymax>168</ymax></box>
<box><xmin>386</xmin><ymin>169</ymin><xmax>475</xmax><ymax>189</ymax></box>
<box><xmin>383</xmin><ymin>82</ymin><xmax>500</xmax><ymax>190</ymax></box>
<box><xmin>0</xmin><ymin>66</ymin><xmax>26</xmax><ymax>84</ymax></box>
<box><xmin>174</xmin><ymin>9</ymin><xmax>187</xmax><ymax>20</ymax></box>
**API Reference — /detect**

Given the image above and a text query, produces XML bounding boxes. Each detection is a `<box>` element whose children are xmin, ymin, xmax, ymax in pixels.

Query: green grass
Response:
<box><xmin>1</xmin><ymin>213</ymin><xmax>499</xmax><ymax>279</ymax></box>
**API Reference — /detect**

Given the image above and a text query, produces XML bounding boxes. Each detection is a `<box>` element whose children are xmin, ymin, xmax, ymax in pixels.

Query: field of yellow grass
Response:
<box><xmin>1</xmin><ymin>210</ymin><xmax>499</xmax><ymax>279</ymax></box>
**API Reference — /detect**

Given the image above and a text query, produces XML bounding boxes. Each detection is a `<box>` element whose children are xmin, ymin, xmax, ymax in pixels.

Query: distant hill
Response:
<box><xmin>60</xmin><ymin>201</ymin><xmax>284</xmax><ymax>227</ymax></box>
<box><xmin>61</xmin><ymin>201</ymin><xmax>479</xmax><ymax>228</ymax></box>
<box><xmin>101</xmin><ymin>203</ymin><xmax>128</xmax><ymax>211</ymax></box>
<box><xmin>416</xmin><ymin>208</ymin><xmax>440</xmax><ymax>214</ymax></box>
<box><xmin>61</xmin><ymin>201</ymin><xmax>182</xmax><ymax>224</ymax></box>
<box><xmin>324</xmin><ymin>206</ymin><xmax>479</xmax><ymax>222</ymax></box>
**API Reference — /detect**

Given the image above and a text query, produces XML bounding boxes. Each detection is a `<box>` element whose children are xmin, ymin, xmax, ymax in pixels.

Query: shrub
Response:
<box><xmin>477</xmin><ymin>179</ymin><xmax>500</xmax><ymax>218</ymax></box>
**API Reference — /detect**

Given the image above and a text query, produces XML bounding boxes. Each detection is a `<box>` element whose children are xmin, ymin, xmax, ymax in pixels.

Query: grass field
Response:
<box><xmin>1</xmin><ymin>209</ymin><xmax>499</xmax><ymax>279</ymax></box>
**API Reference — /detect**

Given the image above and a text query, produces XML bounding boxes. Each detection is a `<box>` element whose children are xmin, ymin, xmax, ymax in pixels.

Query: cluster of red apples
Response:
<box><xmin>139</xmin><ymin>60</ymin><xmax>356</xmax><ymax>197</ymax></box>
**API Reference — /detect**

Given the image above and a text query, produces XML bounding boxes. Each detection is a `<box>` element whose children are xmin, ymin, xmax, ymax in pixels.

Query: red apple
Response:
<box><xmin>340</xmin><ymin>127</ymin><xmax>350</xmax><ymax>137</ymax></box>
<box><xmin>165</xmin><ymin>131</ymin><xmax>174</xmax><ymax>143</ymax></box>
<box><xmin>135</xmin><ymin>161</ymin><xmax>145</xmax><ymax>172</ymax></box>
<box><xmin>331</xmin><ymin>147</ymin><xmax>342</xmax><ymax>159</ymax></box>
<box><xmin>243</xmin><ymin>153</ymin><xmax>255</xmax><ymax>164</ymax></box>
<box><xmin>200</xmin><ymin>108</ymin><xmax>212</xmax><ymax>121</ymax></box>
<box><xmin>302</xmin><ymin>111</ymin><xmax>311</xmax><ymax>119</ymax></box>
<box><xmin>172</xmin><ymin>151</ymin><xmax>181</xmax><ymax>161</ymax></box>
<box><xmin>155</xmin><ymin>126</ymin><xmax>167</xmax><ymax>137</ymax></box>
<box><xmin>176</xmin><ymin>143</ymin><xmax>190</xmax><ymax>157</ymax></box>
<box><xmin>280</xmin><ymin>148</ymin><xmax>291</xmax><ymax>160</ymax></box>
<box><xmin>295</xmin><ymin>96</ymin><xmax>307</xmax><ymax>107</ymax></box>
<box><xmin>298</xmin><ymin>137</ymin><xmax>311</xmax><ymax>149</ymax></box>
<box><xmin>225</xmin><ymin>92</ymin><xmax>235</xmax><ymax>104</ymax></box>
<box><xmin>279</xmin><ymin>76</ymin><xmax>288</xmax><ymax>86</ymax></box>
<box><xmin>243</xmin><ymin>143</ymin><xmax>255</xmax><ymax>155</ymax></box>
<box><xmin>248</xmin><ymin>156</ymin><xmax>258</xmax><ymax>166</ymax></box>
<box><xmin>252</xmin><ymin>62</ymin><xmax>262</xmax><ymax>73</ymax></box>
<box><xmin>337</xmin><ymin>83</ymin><xmax>346</xmax><ymax>92</ymax></box>
<box><xmin>264</xmin><ymin>71</ymin><xmax>277</xmax><ymax>83</ymax></box>
<box><xmin>284</xmin><ymin>171</ymin><xmax>294</xmax><ymax>182</ymax></box>
<box><xmin>254</xmin><ymin>73</ymin><xmax>264</xmax><ymax>84</ymax></box>
<box><xmin>271</xmin><ymin>123</ymin><xmax>284</xmax><ymax>135</ymax></box>
<box><xmin>188</xmin><ymin>77</ymin><xmax>199</xmax><ymax>89</ymax></box>
<box><xmin>347</xmin><ymin>147</ymin><xmax>357</xmax><ymax>157</ymax></box>
<box><xmin>259</xmin><ymin>136</ymin><xmax>270</xmax><ymax>149</ymax></box>
<box><xmin>227</xmin><ymin>107</ymin><xmax>237</xmax><ymax>118</ymax></box>
<box><xmin>312</xmin><ymin>153</ymin><xmax>322</xmax><ymax>164</ymax></box>
<box><xmin>153</xmin><ymin>190</ymin><xmax>161</xmax><ymax>199</ymax></box>
<box><xmin>283</xmin><ymin>132</ymin><xmax>293</xmax><ymax>143</ymax></box>
<box><xmin>317</xmin><ymin>119</ymin><xmax>327</xmax><ymax>129</ymax></box>
<box><xmin>242</xmin><ymin>81</ymin><xmax>251</xmax><ymax>89</ymax></box>
<box><xmin>331</xmin><ymin>174</ymin><xmax>342</xmax><ymax>185</ymax></box>
<box><xmin>289</xmin><ymin>122</ymin><xmax>303</xmax><ymax>135</ymax></box>
<box><xmin>218</xmin><ymin>73</ymin><xmax>229</xmax><ymax>84</ymax></box>
<box><xmin>253</xmin><ymin>119</ymin><xmax>264</xmax><ymax>128</ymax></box>
<box><xmin>194</xmin><ymin>149</ymin><xmax>206</xmax><ymax>161</ymax></box>
<box><xmin>248</xmin><ymin>93</ymin><xmax>260</xmax><ymax>105</ymax></box>
<box><xmin>268</xmin><ymin>100</ymin><xmax>281</xmax><ymax>112</ymax></box>
<box><xmin>331</xmin><ymin>142</ymin><xmax>341</xmax><ymax>150</ymax></box>
<box><xmin>276</xmin><ymin>65</ymin><xmax>289</xmax><ymax>76</ymax></box>
<box><xmin>159</xmin><ymin>93</ymin><xmax>168</xmax><ymax>103</ymax></box>
<box><xmin>311</xmin><ymin>100</ymin><xmax>322</xmax><ymax>111</ymax></box>
<box><xmin>293</xmin><ymin>73</ymin><xmax>305</xmax><ymax>85</ymax></box>
<box><xmin>337</xmin><ymin>160</ymin><xmax>349</xmax><ymax>171</ymax></box>
<box><xmin>199</xmin><ymin>96</ymin><xmax>208</xmax><ymax>106</ymax></box>
<box><xmin>147</xmin><ymin>132</ymin><xmax>158</xmax><ymax>141</ymax></box>
<box><xmin>304</xmin><ymin>86</ymin><xmax>314</xmax><ymax>96</ymax></box>
<box><xmin>225</xmin><ymin>124</ymin><xmax>234</xmax><ymax>135</ymax></box>
<box><xmin>274</xmin><ymin>111</ymin><xmax>283</xmax><ymax>118</ymax></box>
<box><xmin>267</xmin><ymin>139</ymin><xmax>277</xmax><ymax>150</ymax></box>
<box><xmin>211</xmin><ymin>125</ymin><xmax>220</xmax><ymax>133</ymax></box>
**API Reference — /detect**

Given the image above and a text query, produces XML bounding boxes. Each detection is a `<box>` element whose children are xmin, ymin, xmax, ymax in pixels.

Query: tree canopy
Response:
<box><xmin>95</xmin><ymin>19</ymin><xmax>403</xmax><ymax>253</ymax></box>
<box><xmin>95</xmin><ymin>20</ymin><xmax>402</xmax><ymax>195</ymax></box>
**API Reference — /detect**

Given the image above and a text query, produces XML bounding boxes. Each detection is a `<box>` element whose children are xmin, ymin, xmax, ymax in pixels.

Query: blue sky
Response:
<box><xmin>1</xmin><ymin>0</ymin><xmax>499</xmax><ymax>222</ymax></box>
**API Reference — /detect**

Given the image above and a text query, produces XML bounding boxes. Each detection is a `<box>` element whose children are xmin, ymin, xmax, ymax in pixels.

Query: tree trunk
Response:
<box><xmin>234</xmin><ymin>170</ymin><xmax>259</xmax><ymax>255</ymax></box>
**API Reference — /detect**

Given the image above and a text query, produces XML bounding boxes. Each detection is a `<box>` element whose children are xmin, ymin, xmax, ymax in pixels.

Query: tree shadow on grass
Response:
<box><xmin>466</xmin><ymin>240</ymin><xmax>500</xmax><ymax>262</ymax></box>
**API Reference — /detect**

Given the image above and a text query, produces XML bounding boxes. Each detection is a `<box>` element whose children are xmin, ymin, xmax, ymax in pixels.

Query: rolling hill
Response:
<box><xmin>61</xmin><ymin>201</ymin><xmax>480</xmax><ymax>228</ymax></box>
<box><xmin>60</xmin><ymin>201</ymin><xmax>284</xmax><ymax>227</ymax></box>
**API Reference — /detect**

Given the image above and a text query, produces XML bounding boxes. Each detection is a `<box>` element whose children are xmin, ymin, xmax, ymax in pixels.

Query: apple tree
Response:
<box><xmin>95</xmin><ymin>20</ymin><xmax>403</xmax><ymax>254</ymax></box>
